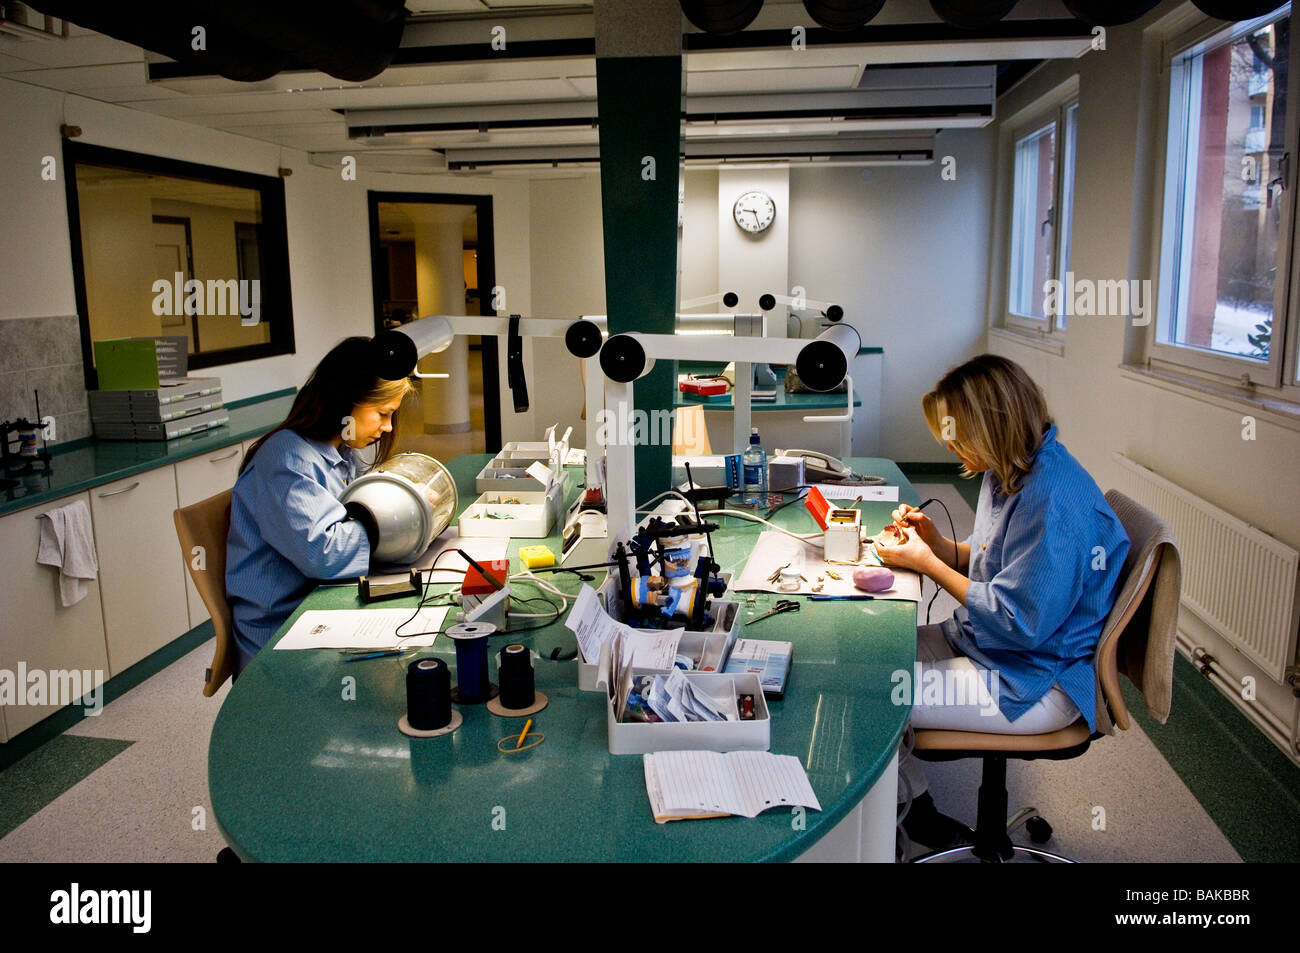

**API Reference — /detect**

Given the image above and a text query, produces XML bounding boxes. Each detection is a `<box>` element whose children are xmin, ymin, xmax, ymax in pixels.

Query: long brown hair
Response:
<box><xmin>241</xmin><ymin>336</ymin><xmax>416</xmax><ymax>474</ymax></box>
<box><xmin>921</xmin><ymin>354</ymin><xmax>1051</xmax><ymax>496</ymax></box>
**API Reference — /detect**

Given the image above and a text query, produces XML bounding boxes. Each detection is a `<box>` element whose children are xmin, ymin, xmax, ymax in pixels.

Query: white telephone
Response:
<box><xmin>774</xmin><ymin>448</ymin><xmax>884</xmax><ymax>485</ymax></box>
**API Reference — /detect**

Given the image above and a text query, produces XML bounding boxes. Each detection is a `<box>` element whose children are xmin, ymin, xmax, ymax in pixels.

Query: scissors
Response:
<box><xmin>745</xmin><ymin>599</ymin><xmax>800</xmax><ymax>626</ymax></box>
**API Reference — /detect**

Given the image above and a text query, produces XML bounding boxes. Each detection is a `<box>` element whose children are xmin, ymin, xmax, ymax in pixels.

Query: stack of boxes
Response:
<box><xmin>89</xmin><ymin>337</ymin><xmax>229</xmax><ymax>441</ymax></box>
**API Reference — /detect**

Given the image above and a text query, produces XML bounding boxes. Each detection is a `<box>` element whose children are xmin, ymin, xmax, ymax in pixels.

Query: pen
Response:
<box><xmin>809</xmin><ymin>594</ymin><xmax>875</xmax><ymax>601</ymax></box>
<box><xmin>342</xmin><ymin>649</ymin><xmax>407</xmax><ymax>661</ymax></box>
<box><xmin>516</xmin><ymin>718</ymin><xmax>533</xmax><ymax>749</ymax></box>
<box><xmin>458</xmin><ymin>549</ymin><xmax>505</xmax><ymax>590</ymax></box>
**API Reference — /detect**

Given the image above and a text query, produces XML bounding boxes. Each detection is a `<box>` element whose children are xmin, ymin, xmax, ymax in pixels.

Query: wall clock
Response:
<box><xmin>732</xmin><ymin>190</ymin><xmax>775</xmax><ymax>234</ymax></box>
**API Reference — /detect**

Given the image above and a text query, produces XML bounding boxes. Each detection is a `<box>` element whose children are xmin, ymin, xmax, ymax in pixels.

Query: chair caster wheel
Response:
<box><xmin>1025</xmin><ymin>815</ymin><xmax>1052</xmax><ymax>844</ymax></box>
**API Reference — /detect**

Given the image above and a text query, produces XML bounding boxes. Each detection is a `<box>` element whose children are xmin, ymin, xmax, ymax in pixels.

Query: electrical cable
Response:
<box><xmin>394</xmin><ymin>549</ymin><xmax>464</xmax><ymax>640</ymax></box>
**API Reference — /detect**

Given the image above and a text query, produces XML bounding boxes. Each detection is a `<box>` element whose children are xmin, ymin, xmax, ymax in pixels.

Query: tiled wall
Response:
<box><xmin>0</xmin><ymin>316</ymin><xmax>90</xmax><ymax>446</ymax></box>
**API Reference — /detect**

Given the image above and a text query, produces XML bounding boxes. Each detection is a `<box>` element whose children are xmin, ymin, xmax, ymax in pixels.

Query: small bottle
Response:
<box><xmin>742</xmin><ymin>427</ymin><xmax>767</xmax><ymax>507</ymax></box>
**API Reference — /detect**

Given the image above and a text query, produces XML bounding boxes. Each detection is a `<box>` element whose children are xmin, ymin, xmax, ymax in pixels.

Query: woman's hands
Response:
<box><xmin>890</xmin><ymin>503</ymin><xmax>941</xmax><ymax>550</ymax></box>
<box><xmin>874</xmin><ymin>523</ymin><xmax>939</xmax><ymax>574</ymax></box>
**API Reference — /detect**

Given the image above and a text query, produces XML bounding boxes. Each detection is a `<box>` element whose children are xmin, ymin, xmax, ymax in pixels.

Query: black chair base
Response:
<box><xmin>908</xmin><ymin>753</ymin><xmax>1078</xmax><ymax>863</ymax></box>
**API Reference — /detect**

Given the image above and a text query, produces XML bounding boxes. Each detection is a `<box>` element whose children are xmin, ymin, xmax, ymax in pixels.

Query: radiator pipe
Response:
<box><xmin>1180</xmin><ymin>635</ymin><xmax>1300</xmax><ymax>760</ymax></box>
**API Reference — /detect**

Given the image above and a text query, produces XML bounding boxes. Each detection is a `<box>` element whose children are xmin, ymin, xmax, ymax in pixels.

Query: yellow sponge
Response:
<box><xmin>519</xmin><ymin>545</ymin><xmax>556</xmax><ymax>569</ymax></box>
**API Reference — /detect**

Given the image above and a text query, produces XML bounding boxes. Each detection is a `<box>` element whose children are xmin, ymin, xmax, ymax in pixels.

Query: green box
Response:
<box><xmin>93</xmin><ymin>339</ymin><xmax>160</xmax><ymax>390</ymax></box>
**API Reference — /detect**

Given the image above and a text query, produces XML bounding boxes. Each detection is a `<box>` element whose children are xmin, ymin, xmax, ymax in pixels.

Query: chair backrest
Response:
<box><xmin>1093</xmin><ymin>489</ymin><xmax>1182</xmax><ymax>734</ymax></box>
<box><xmin>672</xmin><ymin>405</ymin><xmax>712</xmax><ymax>456</ymax></box>
<box><xmin>173</xmin><ymin>489</ymin><xmax>235</xmax><ymax>697</ymax></box>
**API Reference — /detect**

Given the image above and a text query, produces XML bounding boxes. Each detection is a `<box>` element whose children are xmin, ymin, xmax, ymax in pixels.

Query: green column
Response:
<box><xmin>595</xmin><ymin>0</ymin><xmax>683</xmax><ymax>502</ymax></box>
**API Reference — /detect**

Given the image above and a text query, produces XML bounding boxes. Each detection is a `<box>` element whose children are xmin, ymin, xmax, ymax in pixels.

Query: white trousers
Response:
<box><xmin>898</xmin><ymin>624</ymin><xmax>1081</xmax><ymax>801</ymax></box>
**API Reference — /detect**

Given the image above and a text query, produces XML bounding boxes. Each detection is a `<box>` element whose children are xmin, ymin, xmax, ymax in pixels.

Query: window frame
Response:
<box><xmin>1001</xmin><ymin>83</ymin><xmax>1080</xmax><ymax>339</ymax></box>
<box><xmin>62</xmin><ymin>141</ymin><xmax>296</xmax><ymax>389</ymax></box>
<box><xmin>1148</xmin><ymin>5</ymin><xmax>1300</xmax><ymax>399</ymax></box>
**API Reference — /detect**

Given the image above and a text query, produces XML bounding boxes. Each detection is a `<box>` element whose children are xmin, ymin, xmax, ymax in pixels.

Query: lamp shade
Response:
<box><xmin>929</xmin><ymin>0</ymin><xmax>1019</xmax><ymax>30</ymax></box>
<box><xmin>801</xmin><ymin>0</ymin><xmax>886</xmax><ymax>31</ymax></box>
<box><xmin>1063</xmin><ymin>0</ymin><xmax>1161</xmax><ymax>25</ymax></box>
<box><xmin>680</xmin><ymin>0</ymin><xmax>765</xmax><ymax>35</ymax></box>
<box><xmin>1191</xmin><ymin>1</ymin><xmax>1287</xmax><ymax>19</ymax></box>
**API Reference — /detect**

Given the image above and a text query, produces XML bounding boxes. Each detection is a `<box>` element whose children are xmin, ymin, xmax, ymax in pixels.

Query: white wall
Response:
<box><xmin>528</xmin><ymin>173</ymin><xmax>605</xmax><ymax>446</ymax></box>
<box><xmin>0</xmin><ymin>75</ymin><xmax>539</xmax><ymax>443</ymax></box>
<box><xmin>987</xmin><ymin>5</ymin><xmax>1300</xmax><ymax>740</ymax></box>
<box><xmin>789</xmin><ymin>127</ymin><xmax>997</xmax><ymax>462</ymax></box>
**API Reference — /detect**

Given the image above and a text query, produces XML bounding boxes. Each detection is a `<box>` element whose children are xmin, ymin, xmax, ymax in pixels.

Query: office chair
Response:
<box><xmin>672</xmin><ymin>405</ymin><xmax>712</xmax><ymax>456</ymax></box>
<box><xmin>173</xmin><ymin>489</ymin><xmax>237</xmax><ymax>697</ymax></box>
<box><xmin>909</xmin><ymin>489</ymin><xmax>1181</xmax><ymax>863</ymax></box>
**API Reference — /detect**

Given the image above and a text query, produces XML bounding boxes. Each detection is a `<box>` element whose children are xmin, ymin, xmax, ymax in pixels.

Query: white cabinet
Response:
<box><xmin>0</xmin><ymin>493</ymin><xmax>110</xmax><ymax>741</ymax></box>
<box><xmin>89</xmin><ymin>467</ymin><xmax>191</xmax><ymax>676</ymax></box>
<box><xmin>174</xmin><ymin>444</ymin><xmax>244</xmax><ymax>628</ymax></box>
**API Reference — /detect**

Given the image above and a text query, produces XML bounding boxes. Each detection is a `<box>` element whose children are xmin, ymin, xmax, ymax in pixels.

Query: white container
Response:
<box><xmin>597</xmin><ymin>662</ymin><xmax>771</xmax><ymax>755</ymax></box>
<box><xmin>575</xmin><ymin>574</ymin><xmax>739</xmax><ymax>692</ymax></box>
<box><xmin>458</xmin><ymin>485</ymin><xmax>563</xmax><ymax>538</ymax></box>
<box><xmin>476</xmin><ymin>459</ymin><xmax>570</xmax><ymax>493</ymax></box>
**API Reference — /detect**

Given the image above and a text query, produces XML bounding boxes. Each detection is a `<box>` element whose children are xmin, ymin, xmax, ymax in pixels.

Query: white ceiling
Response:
<box><xmin>0</xmin><ymin>0</ymin><xmax>1092</xmax><ymax>174</ymax></box>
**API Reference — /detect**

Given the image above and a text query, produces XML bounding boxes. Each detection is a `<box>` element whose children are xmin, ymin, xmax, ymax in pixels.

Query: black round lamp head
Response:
<box><xmin>680</xmin><ymin>0</ymin><xmax>764</xmax><ymax>35</ymax></box>
<box><xmin>802</xmin><ymin>0</ymin><xmax>886</xmax><ymax>32</ymax></box>
<box><xmin>600</xmin><ymin>335</ymin><xmax>651</xmax><ymax>383</ymax></box>
<box><xmin>565</xmin><ymin>320</ymin><xmax>604</xmax><ymax>359</ymax></box>
<box><xmin>758</xmin><ymin>293</ymin><xmax>777</xmax><ymax>311</ymax></box>
<box><xmin>929</xmin><ymin>0</ymin><xmax>1019</xmax><ymax>30</ymax></box>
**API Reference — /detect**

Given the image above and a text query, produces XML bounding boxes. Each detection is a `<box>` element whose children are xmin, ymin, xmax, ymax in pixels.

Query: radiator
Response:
<box><xmin>1112</xmin><ymin>453</ymin><xmax>1300</xmax><ymax>684</ymax></box>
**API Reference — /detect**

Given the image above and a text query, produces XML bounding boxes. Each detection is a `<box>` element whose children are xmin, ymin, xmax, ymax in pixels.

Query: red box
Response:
<box><xmin>679</xmin><ymin>379</ymin><xmax>728</xmax><ymax>396</ymax></box>
<box><xmin>462</xmin><ymin>558</ymin><xmax>510</xmax><ymax>595</ymax></box>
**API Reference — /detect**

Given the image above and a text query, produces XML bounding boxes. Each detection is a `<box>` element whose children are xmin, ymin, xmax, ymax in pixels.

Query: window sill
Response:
<box><xmin>989</xmin><ymin>325</ymin><xmax>1066</xmax><ymax>357</ymax></box>
<box><xmin>1118</xmin><ymin>363</ymin><xmax>1300</xmax><ymax>434</ymax></box>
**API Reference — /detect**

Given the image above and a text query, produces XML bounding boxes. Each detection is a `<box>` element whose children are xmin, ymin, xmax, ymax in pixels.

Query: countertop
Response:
<box><xmin>0</xmin><ymin>393</ymin><xmax>294</xmax><ymax>518</ymax></box>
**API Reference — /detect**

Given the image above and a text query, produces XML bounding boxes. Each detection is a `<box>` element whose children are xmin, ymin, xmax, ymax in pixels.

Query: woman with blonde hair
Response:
<box><xmin>226</xmin><ymin>336</ymin><xmax>416</xmax><ymax>672</ymax></box>
<box><xmin>875</xmin><ymin>354</ymin><xmax>1129</xmax><ymax>849</ymax></box>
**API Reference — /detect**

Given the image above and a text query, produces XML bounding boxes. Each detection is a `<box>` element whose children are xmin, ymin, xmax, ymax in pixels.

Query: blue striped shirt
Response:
<box><xmin>226</xmin><ymin>429</ymin><xmax>371</xmax><ymax>668</ymax></box>
<box><xmin>939</xmin><ymin>425</ymin><xmax>1129</xmax><ymax>730</ymax></box>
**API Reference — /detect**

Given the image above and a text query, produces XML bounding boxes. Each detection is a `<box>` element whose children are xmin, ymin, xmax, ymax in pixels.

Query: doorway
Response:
<box><xmin>367</xmin><ymin>191</ymin><xmax>501</xmax><ymax>453</ymax></box>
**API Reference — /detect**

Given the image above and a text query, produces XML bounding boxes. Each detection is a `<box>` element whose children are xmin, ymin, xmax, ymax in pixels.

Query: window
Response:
<box><xmin>1005</xmin><ymin>96</ymin><xmax>1079</xmax><ymax>334</ymax></box>
<box><xmin>1155</xmin><ymin>5</ymin><xmax>1300</xmax><ymax>393</ymax></box>
<box><xmin>64</xmin><ymin>142</ymin><xmax>295</xmax><ymax>388</ymax></box>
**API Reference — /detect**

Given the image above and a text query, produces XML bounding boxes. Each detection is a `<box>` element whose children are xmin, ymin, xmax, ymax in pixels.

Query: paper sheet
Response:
<box><xmin>274</xmin><ymin>607</ymin><xmax>448</xmax><ymax>649</ymax></box>
<box><xmin>625</xmin><ymin>629</ymin><xmax>684</xmax><ymax>671</ymax></box>
<box><xmin>644</xmin><ymin>750</ymin><xmax>821</xmax><ymax>822</ymax></box>
<box><xmin>731</xmin><ymin>530</ymin><xmax>922</xmax><ymax>601</ymax></box>
<box><xmin>375</xmin><ymin>530</ymin><xmax>509</xmax><ymax>581</ymax></box>
<box><xmin>812</xmin><ymin>483</ymin><xmax>898</xmax><ymax>503</ymax></box>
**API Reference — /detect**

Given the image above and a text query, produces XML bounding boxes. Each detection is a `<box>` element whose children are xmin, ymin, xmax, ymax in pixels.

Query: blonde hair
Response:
<box><xmin>921</xmin><ymin>354</ymin><xmax>1051</xmax><ymax>496</ymax></box>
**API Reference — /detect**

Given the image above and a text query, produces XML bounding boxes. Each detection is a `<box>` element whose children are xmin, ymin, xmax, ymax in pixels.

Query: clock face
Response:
<box><xmin>733</xmin><ymin>190</ymin><xmax>775</xmax><ymax>234</ymax></box>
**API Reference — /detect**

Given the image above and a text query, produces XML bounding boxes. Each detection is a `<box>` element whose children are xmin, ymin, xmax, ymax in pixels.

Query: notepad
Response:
<box><xmin>643</xmin><ymin>750</ymin><xmax>821</xmax><ymax>823</ymax></box>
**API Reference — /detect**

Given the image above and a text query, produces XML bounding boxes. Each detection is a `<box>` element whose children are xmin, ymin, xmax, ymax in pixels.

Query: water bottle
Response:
<box><xmin>742</xmin><ymin>427</ymin><xmax>767</xmax><ymax>507</ymax></box>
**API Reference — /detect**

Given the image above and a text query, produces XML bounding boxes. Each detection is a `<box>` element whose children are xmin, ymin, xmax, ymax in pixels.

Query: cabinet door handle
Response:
<box><xmin>211</xmin><ymin>449</ymin><xmax>240</xmax><ymax>462</ymax></box>
<box><xmin>97</xmin><ymin>481</ymin><xmax>140</xmax><ymax>498</ymax></box>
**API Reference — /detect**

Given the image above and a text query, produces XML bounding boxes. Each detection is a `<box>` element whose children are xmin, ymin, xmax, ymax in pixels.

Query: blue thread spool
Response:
<box><xmin>446</xmin><ymin>622</ymin><xmax>498</xmax><ymax>704</ymax></box>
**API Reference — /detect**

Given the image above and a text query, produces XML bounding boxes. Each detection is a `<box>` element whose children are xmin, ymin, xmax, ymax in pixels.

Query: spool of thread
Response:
<box><xmin>447</xmin><ymin>622</ymin><xmax>496</xmax><ymax>703</ymax></box>
<box><xmin>406</xmin><ymin>657</ymin><xmax>451</xmax><ymax>731</ymax></box>
<box><xmin>497</xmin><ymin>643</ymin><xmax>535</xmax><ymax>710</ymax></box>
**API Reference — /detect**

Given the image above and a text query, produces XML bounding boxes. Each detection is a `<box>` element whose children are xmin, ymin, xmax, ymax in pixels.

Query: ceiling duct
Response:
<box><xmin>801</xmin><ymin>0</ymin><xmax>887</xmax><ymax>32</ymax></box>
<box><xmin>26</xmin><ymin>0</ymin><xmax>405</xmax><ymax>82</ymax></box>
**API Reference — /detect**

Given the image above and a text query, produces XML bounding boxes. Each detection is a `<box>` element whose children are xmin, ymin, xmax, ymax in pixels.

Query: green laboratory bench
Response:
<box><xmin>208</xmin><ymin>454</ymin><xmax>919</xmax><ymax>862</ymax></box>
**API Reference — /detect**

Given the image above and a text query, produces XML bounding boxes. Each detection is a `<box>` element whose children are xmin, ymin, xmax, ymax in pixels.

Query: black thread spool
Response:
<box><xmin>406</xmin><ymin>658</ymin><xmax>451</xmax><ymax>731</ymax></box>
<box><xmin>497</xmin><ymin>644</ymin><xmax>536</xmax><ymax>710</ymax></box>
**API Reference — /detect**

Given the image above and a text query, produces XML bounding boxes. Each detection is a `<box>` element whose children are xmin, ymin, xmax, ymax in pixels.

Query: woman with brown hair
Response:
<box><xmin>875</xmin><ymin>354</ymin><xmax>1130</xmax><ymax>849</ymax></box>
<box><xmin>226</xmin><ymin>336</ymin><xmax>416</xmax><ymax>671</ymax></box>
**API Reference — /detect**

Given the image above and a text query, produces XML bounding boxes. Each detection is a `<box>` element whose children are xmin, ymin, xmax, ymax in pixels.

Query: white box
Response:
<box><xmin>597</xmin><ymin>664</ymin><xmax>771</xmax><ymax>755</ymax></box>
<box><xmin>458</xmin><ymin>485</ymin><xmax>563</xmax><ymax>538</ymax></box>
<box><xmin>575</xmin><ymin>574</ymin><xmax>739</xmax><ymax>692</ymax></box>
<box><xmin>477</xmin><ymin>459</ymin><xmax>571</xmax><ymax>493</ymax></box>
